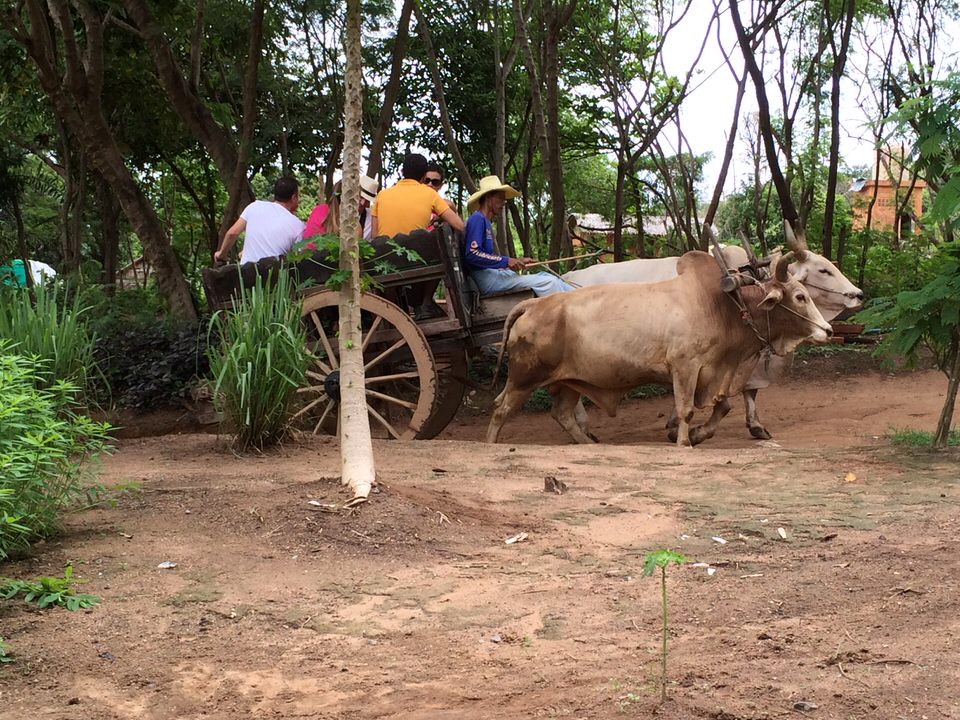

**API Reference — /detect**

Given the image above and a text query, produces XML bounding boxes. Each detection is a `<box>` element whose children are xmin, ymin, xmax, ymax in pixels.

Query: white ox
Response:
<box><xmin>488</xmin><ymin>252</ymin><xmax>833</xmax><ymax>447</ymax></box>
<box><xmin>561</xmin><ymin>240</ymin><xmax>864</xmax><ymax>439</ymax></box>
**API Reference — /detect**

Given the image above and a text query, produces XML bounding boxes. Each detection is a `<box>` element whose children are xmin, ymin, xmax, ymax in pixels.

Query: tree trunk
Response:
<box><xmin>413</xmin><ymin>6</ymin><xmax>476</xmax><ymax>193</ymax></box>
<box><xmin>933</xmin><ymin>332</ymin><xmax>960</xmax><ymax>449</ymax></box>
<box><xmin>730</xmin><ymin>0</ymin><xmax>803</xmax><ymax>236</ymax></box>
<box><xmin>514</xmin><ymin>0</ymin><xmax>572</xmax><ymax>260</ymax></box>
<box><xmin>11</xmin><ymin>0</ymin><xmax>196</xmax><ymax>321</ymax></box>
<box><xmin>338</xmin><ymin>0</ymin><xmax>374</xmax><ymax>504</ymax></box>
<box><xmin>703</xmin><ymin>70</ymin><xmax>747</xmax><ymax>230</ymax></box>
<box><xmin>613</xmin><ymin>147</ymin><xmax>627</xmax><ymax>261</ymax></box>
<box><xmin>367</xmin><ymin>0</ymin><xmax>414</xmax><ymax>177</ymax></box>
<box><xmin>120</xmin><ymin>0</ymin><xmax>255</xmax><ymax>224</ymax></box>
<box><xmin>96</xmin><ymin>178</ymin><xmax>120</xmax><ymax>291</ymax></box>
<box><xmin>542</xmin><ymin>1</ymin><xmax>574</xmax><ymax>261</ymax></box>
<box><xmin>12</xmin><ymin>191</ymin><xmax>35</xmax><ymax>301</ymax></box>
<box><xmin>821</xmin><ymin>0</ymin><xmax>856</xmax><ymax>260</ymax></box>
<box><xmin>219</xmin><ymin>0</ymin><xmax>265</xmax><ymax>240</ymax></box>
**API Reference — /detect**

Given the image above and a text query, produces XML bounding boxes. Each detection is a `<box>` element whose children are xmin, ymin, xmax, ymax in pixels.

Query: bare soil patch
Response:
<box><xmin>2</xmin><ymin>351</ymin><xmax>959</xmax><ymax>719</ymax></box>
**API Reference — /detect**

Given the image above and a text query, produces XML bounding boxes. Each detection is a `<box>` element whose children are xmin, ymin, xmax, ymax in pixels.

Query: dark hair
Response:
<box><xmin>401</xmin><ymin>153</ymin><xmax>428</xmax><ymax>180</ymax></box>
<box><xmin>424</xmin><ymin>161</ymin><xmax>444</xmax><ymax>179</ymax></box>
<box><xmin>273</xmin><ymin>176</ymin><xmax>299</xmax><ymax>201</ymax></box>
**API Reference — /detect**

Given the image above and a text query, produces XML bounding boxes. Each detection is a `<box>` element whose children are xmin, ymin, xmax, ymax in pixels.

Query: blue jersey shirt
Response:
<box><xmin>463</xmin><ymin>211</ymin><xmax>508</xmax><ymax>270</ymax></box>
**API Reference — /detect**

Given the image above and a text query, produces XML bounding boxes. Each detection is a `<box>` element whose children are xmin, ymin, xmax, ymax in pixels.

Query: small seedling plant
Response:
<box><xmin>0</xmin><ymin>564</ymin><xmax>99</xmax><ymax>611</ymax></box>
<box><xmin>642</xmin><ymin>549</ymin><xmax>688</xmax><ymax>703</ymax></box>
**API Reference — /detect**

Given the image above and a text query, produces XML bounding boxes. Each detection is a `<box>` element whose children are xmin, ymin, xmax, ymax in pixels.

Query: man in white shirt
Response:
<box><xmin>215</xmin><ymin>177</ymin><xmax>306</xmax><ymax>264</ymax></box>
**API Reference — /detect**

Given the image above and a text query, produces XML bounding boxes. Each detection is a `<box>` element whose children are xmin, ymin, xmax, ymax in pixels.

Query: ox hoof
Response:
<box><xmin>689</xmin><ymin>427</ymin><xmax>711</xmax><ymax>446</ymax></box>
<box><xmin>748</xmin><ymin>425</ymin><xmax>772</xmax><ymax>440</ymax></box>
<box><xmin>666</xmin><ymin>428</ymin><xmax>679</xmax><ymax>444</ymax></box>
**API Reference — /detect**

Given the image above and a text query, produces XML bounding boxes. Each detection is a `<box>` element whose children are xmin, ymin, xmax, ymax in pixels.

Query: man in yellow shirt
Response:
<box><xmin>370</xmin><ymin>153</ymin><xmax>464</xmax><ymax>238</ymax></box>
<box><xmin>370</xmin><ymin>153</ymin><xmax>464</xmax><ymax>319</ymax></box>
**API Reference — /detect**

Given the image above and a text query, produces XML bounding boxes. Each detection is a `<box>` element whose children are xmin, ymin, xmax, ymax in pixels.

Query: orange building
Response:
<box><xmin>850</xmin><ymin>155</ymin><xmax>925</xmax><ymax>242</ymax></box>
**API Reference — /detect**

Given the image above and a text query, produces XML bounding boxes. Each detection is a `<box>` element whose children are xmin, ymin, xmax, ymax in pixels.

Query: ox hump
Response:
<box><xmin>676</xmin><ymin>250</ymin><xmax>723</xmax><ymax>279</ymax></box>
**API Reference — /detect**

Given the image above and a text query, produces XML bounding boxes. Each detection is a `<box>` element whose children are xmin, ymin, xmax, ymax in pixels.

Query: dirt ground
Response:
<box><xmin>2</xmin><ymin>349</ymin><xmax>959</xmax><ymax>719</ymax></box>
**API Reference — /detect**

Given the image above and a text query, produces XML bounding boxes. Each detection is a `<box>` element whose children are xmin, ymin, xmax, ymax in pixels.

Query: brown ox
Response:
<box><xmin>486</xmin><ymin>251</ymin><xmax>832</xmax><ymax>447</ymax></box>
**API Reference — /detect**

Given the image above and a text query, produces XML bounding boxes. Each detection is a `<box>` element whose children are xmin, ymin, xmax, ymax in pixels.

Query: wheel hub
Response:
<box><xmin>323</xmin><ymin>370</ymin><xmax>341</xmax><ymax>403</ymax></box>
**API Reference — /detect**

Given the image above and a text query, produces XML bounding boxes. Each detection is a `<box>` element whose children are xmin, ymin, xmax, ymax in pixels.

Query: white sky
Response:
<box><xmin>659</xmin><ymin>4</ymin><xmax>886</xmax><ymax>198</ymax></box>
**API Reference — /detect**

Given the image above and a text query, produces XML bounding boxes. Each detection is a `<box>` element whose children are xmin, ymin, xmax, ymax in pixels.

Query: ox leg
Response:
<box><xmin>670</xmin><ymin>373</ymin><xmax>698</xmax><ymax>447</ymax></box>
<box><xmin>551</xmin><ymin>387</ymin><xmax>597</xmax><ymax>444</ymax></box>
<box><xmin>743</xmin><ymin>389</ymin><xmax>772</xmax><ymax>440</ymax></box>
<box><xmin>689</xmin><ymin>398</ymin><xmax>731</xmax><ymax>446</ymax></box>
<box><xmin>665</xmin><ymin>406</ymin><xmax>680</xmax><ymax>443</ymax></box>
<box><xmin>574</xmin><ymin>398</ymin><xmax>600</xmax><ymax>442</ymax></box>
<box><xmin>485</xmin><ymin>383</ymin><xmax>530</xmax><ymax>443</ymax></box>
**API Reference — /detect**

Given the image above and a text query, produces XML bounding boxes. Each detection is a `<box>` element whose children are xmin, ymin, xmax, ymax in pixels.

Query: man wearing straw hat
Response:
<box><xmin>464</xmin><ymin>175</ymin><xmax>574</xmax><ymax>297</ymax></box>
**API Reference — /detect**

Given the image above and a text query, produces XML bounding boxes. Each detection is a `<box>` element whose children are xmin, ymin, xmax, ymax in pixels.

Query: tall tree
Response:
<box><xmin>338</xmin><ymin>0</ymin><xmax>374</xmax><ymax>504</ymax></box>
<box><xmin>515</xmin><ymin>0</ymin><xmax>577</xmax><ymax>260</ymax></box>
<box><xmin>2</xmin><ymin>0</ymin><xmax>197</xmax><ymax>320</ymax></box>
<box><xmin>820</xmin><ymin>0</ymin><xmax>857</xmax><ymax>260</ymax></box>
<box><xmin>119</xmin><ymin>0</ymin><xmax>261</xmax><ymax>245</ymax></box>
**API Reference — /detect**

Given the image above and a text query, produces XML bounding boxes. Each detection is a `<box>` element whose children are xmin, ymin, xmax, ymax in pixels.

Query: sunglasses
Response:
<box><xmin>424</xmin><ymin>177</ymin><xmax>443</xmax><ymax>188</ymax></box>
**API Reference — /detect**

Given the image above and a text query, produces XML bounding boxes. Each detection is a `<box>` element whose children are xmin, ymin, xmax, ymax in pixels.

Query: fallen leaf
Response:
<box><xmin>504</xmin><ymin>532</ymin><xmax>528</xmax><ymax>545</ymax></box>
<box><xmin>844</xmin><ymin>471</ymin><xmax>857</xmax><ymax>482</ymax></box>
<box><xmin>777</xmin><ymin>527</ymin><xmax>788</xmax><ymax>540</ymax></box>
<box><xmin>711</xmin><ymin>536</ymin><xmax>727</xmax><ymax>544</ymax></box>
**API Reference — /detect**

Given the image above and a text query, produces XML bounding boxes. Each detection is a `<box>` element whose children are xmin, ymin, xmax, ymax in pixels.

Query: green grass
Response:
<box><xmin>0</xmin><ymin>285</ymin><xmax>99</xmax><ymax>393</ymax></box>
<box><xmin>207</xmin><ymin>269</ymin><xmax>309</xmax><ymax>451</ymax></box>
<box><xmin>890</xmin><ymin>427</ymin><xmax>960</xmax><ymax>447</ymax></box>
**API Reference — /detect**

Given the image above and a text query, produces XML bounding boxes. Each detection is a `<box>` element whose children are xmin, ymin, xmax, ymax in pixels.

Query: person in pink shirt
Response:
<box><xmin>304</xmin><ymin>174</ymin><xmax>379</xmax><ymax>242</ymax></box>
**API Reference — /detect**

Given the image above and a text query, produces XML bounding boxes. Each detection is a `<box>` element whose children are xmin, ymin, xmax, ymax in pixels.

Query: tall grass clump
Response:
<box><xmin>207</xmin><ymin>270</ymin><xmax>309</xmax><ymax>451</ymax></box>
<box><xmin>0</xmin><ymin>285</ymin><xmax>98</xmax><ymax>392</ymax></box>
<box><xmin>0</xmin><ymin>343</ymin><xmax>112</xmax><ymax>560</ymax></box>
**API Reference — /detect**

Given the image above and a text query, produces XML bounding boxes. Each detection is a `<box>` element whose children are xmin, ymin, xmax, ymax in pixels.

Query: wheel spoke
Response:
<box><xmin>307</xmin><ymin>354</ymin><xmax>332</xmax><ymax>376</ymax></box>
<box><xmin>365</xmin><ymin>370</ymin><xmax>420</xmax><ymax>384</ymax></box>
<box><xmin>367</xmin><ymin>403</ymin><xmax>402</xmax><ymax>440</ymax></box>
<box><xmin>310</xmin><ymin>312</ymin><xmax>339</xmax><ymax>370</ymax></box>
<box><xmin>313</xmin><ymin>399</ymin><xmax>336</xmax><ymax>434</ymax></box>
<box><xmin>305</xmin><ymin>368</ymin><xmax>331</xmax><ymax>383</ymax></box>
<box><xmin>365</xmin><ymin>387</ymin><xmax>418</xmax><ymax>410</ymax></box>
<box><xmin>360</xmin><ymin>315</ymin><xmax>383</xmax><ymax>354</ymax></box>
<box><xmin>291</xmin><ymin>394</ymin><xmax>327</xmax><ymax>420</ymax></box>
<box><xmin>364</xmin><ymin>338</ymin><xmax>405</xmax><ymax>373</ymax></box>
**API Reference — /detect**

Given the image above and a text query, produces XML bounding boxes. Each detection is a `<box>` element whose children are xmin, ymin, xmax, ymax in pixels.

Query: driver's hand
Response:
<box><xmin>507</xmin><ymin>257</ymin><xmax>527</xmax><ymax>271</ymax></box>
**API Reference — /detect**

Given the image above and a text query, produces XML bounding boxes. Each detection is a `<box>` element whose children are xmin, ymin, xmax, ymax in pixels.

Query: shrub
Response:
<box><xmin>0</xmin><ymin>285</ymin><xmax>98</xmax><ymax>392</ymax></box>
<box><xmin>0</xmin><ymin>344</ymin><xmax>112</xmax><ymax>560</ymax></box>
<box><xmin>93</xmin><ymin>319</ymin><xmax>209</xmax><ymax>410</ymax></box>
<box><xmin>207</xmin><ymin>270</ymin><xmax>308</xmax><ymax>451</ymax></box>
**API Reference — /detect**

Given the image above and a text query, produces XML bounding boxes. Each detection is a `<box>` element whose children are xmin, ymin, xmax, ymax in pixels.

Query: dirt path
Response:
<box><xmin>2</xmin><ymin>357</ymin><xmax>959</xmax><ymax>719</ymax></box>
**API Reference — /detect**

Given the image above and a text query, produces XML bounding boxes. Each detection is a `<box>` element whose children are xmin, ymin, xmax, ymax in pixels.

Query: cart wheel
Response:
<box><xmin>294</xmin><ymin>292</ymin><xmax>438</xmax><ymax>440</ymax></box>
<box><xmin>416</xmin><ymin>348</ymin><xmax>468</xmax><ymax>439</ymax></box>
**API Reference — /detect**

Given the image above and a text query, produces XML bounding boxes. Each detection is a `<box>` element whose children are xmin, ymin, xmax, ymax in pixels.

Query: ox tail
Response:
<box><xmin>486</xmin><ymin>299</ymin><xmax>533</xmax><ymax>391</ymax></box>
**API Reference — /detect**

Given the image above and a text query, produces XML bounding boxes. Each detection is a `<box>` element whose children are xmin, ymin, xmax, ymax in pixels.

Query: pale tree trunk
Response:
<box><xmin>338</xmin><ymin>0</ymin><xmax>374</xmax><ymax>505</ymax></box>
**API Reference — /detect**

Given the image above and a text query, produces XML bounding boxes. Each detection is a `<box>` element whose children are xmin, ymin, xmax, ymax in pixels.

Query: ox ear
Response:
<box><xmin>758</xmin><ymin>286</ymin><xmax>783</xmax><ymax>310</ymax></box>
<box><xmin>774</xmin><ymin>252</ymin><xmax>795</xmax><ymax>282</ymax></box>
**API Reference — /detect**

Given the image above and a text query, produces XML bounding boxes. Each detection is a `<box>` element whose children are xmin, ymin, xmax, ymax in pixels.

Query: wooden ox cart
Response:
<box><xmin>202</xmin><ymin>225</ymin><xmax>529</xmax><ymax>440</ymax></box>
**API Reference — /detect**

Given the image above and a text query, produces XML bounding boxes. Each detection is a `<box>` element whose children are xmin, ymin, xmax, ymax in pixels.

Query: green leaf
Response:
<box><xmin>642</xmin><ymin>549</ymin><xmax>688</xmax><ymax>576</ymax></box>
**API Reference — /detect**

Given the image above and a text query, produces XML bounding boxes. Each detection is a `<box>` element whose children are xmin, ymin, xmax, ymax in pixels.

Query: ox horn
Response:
<box><xmin>774</xmin><ymin>251</ymin><xmax>795</xmax><ymax>282</ymax></box>
<box><xmin>783</xmin><ymin>221</ymin><xmax>809</xmax><ymax>261</ymax></box>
